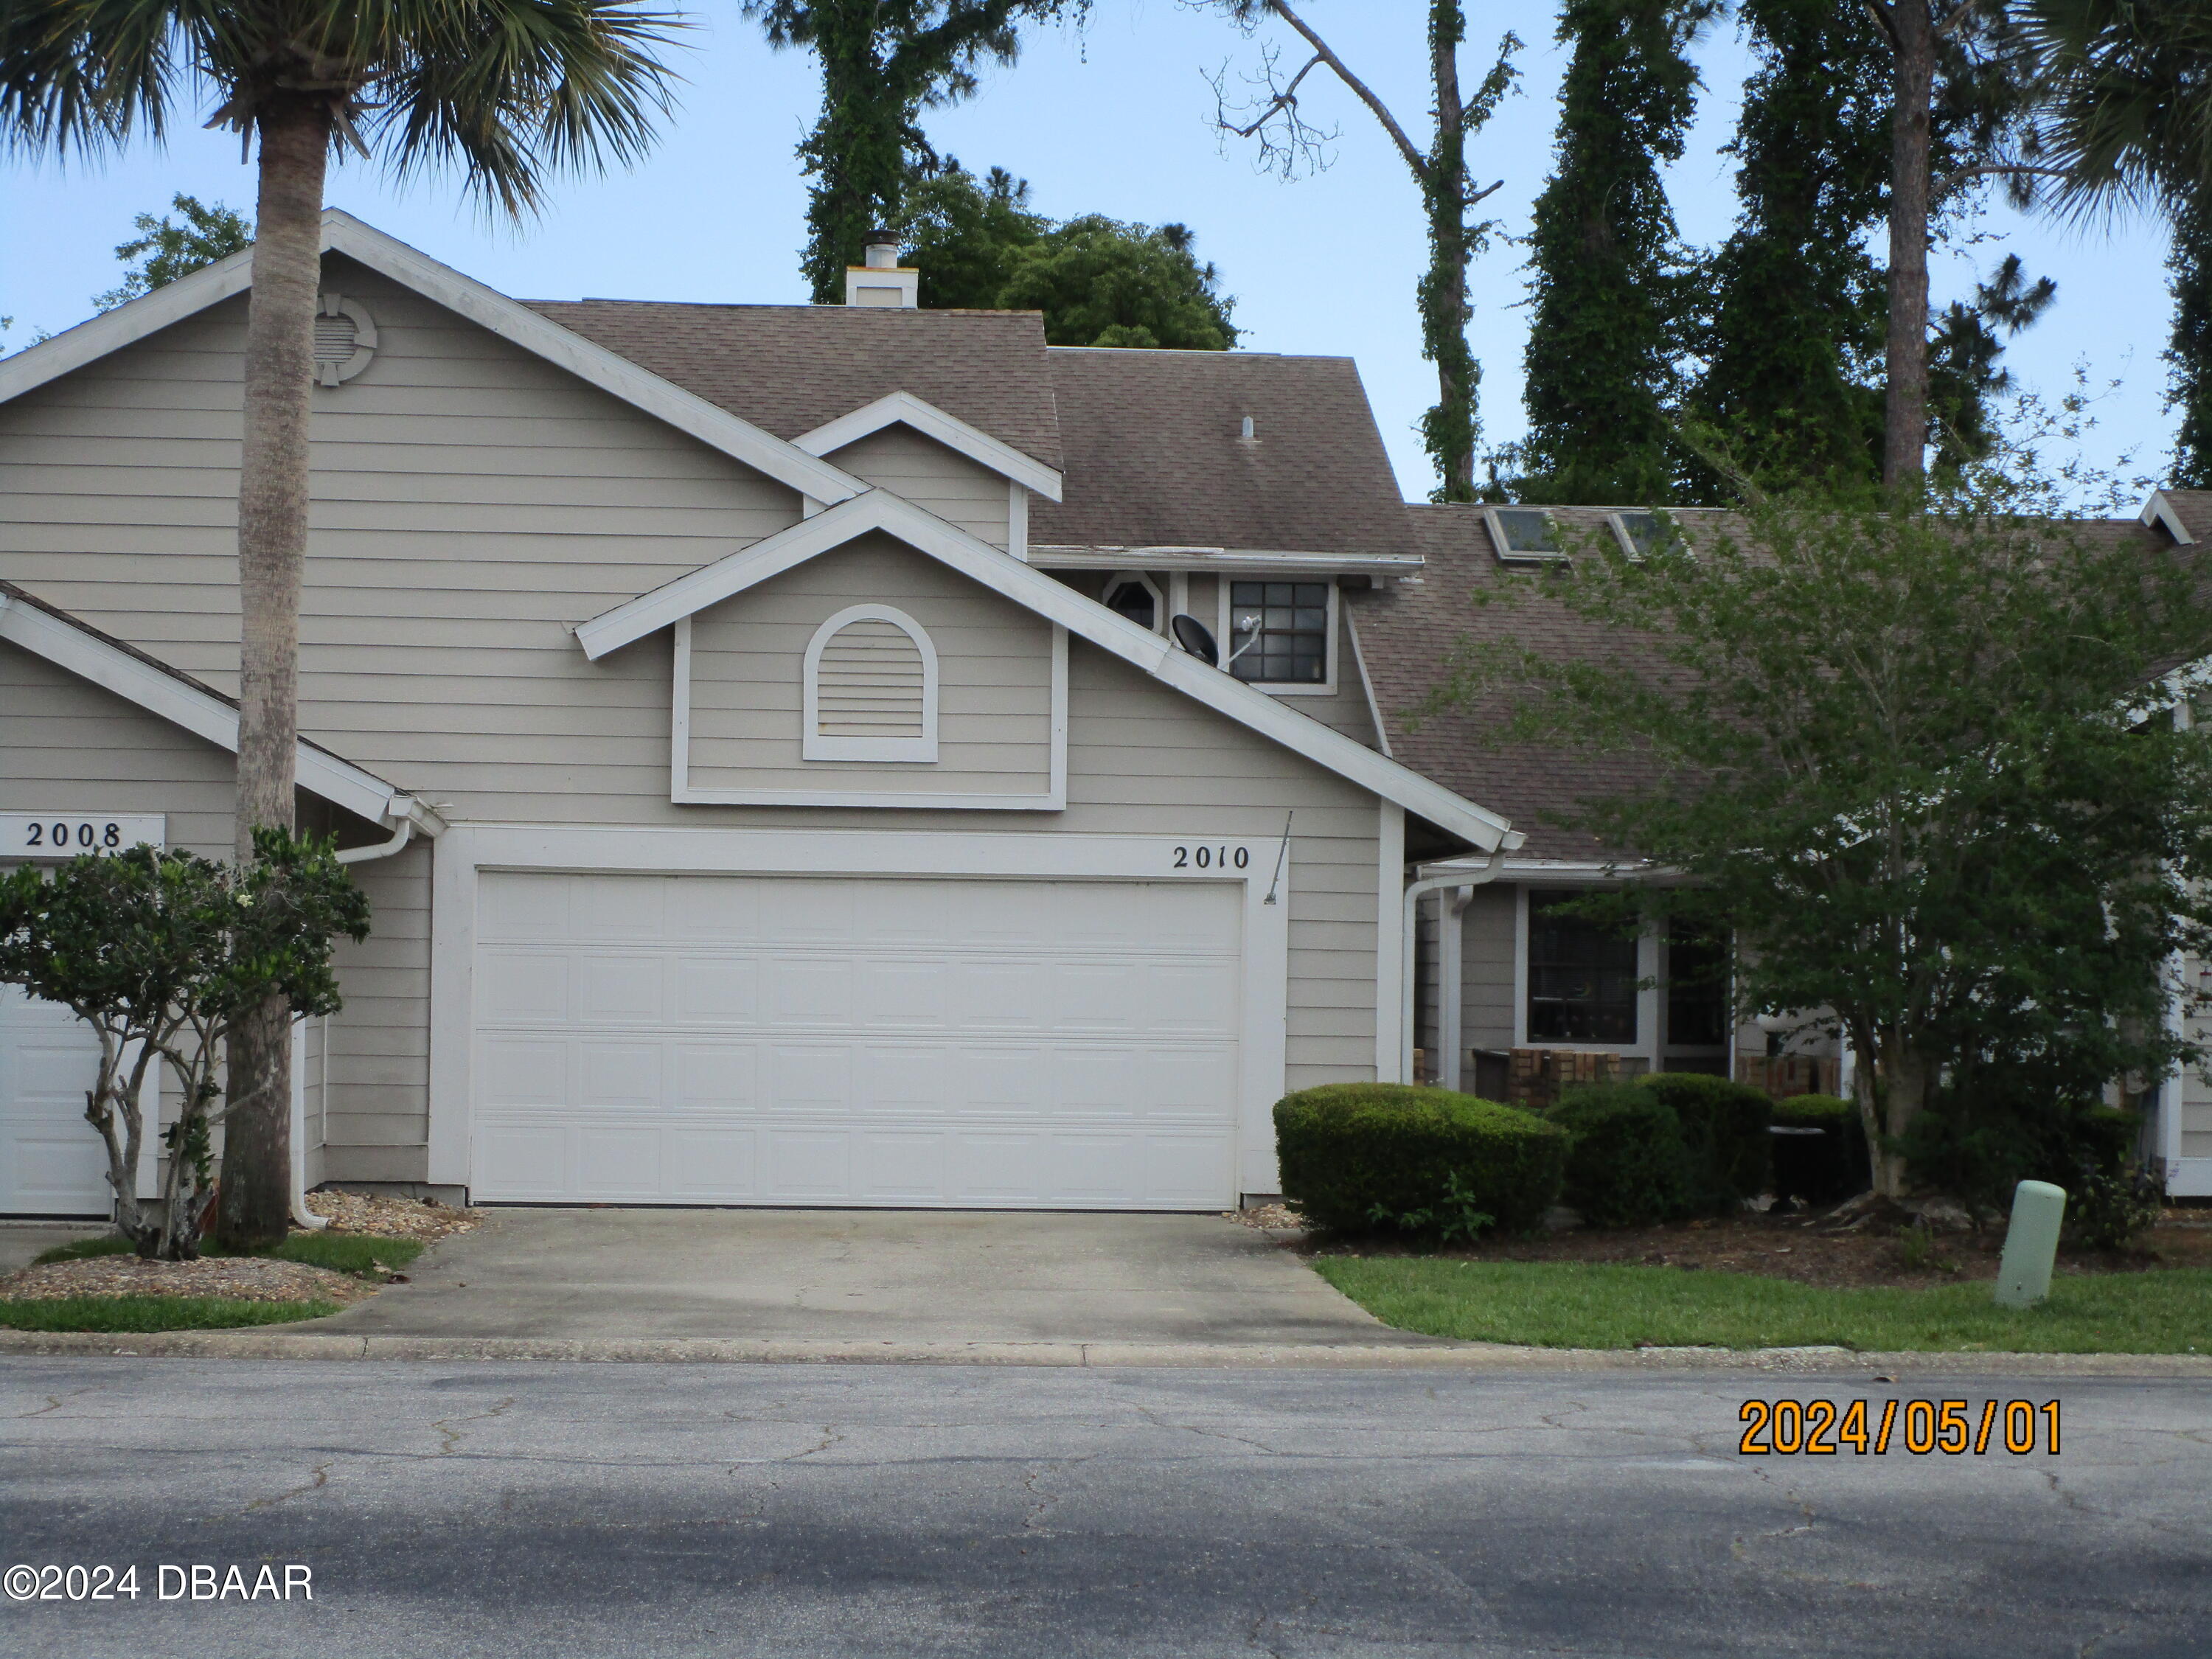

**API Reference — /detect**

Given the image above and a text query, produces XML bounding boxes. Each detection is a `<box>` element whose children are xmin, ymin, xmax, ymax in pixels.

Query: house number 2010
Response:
<box><xmin>1172</xmin><ymin>845</ymin><xmax>1249</xmax><ymax>869</ymax></box>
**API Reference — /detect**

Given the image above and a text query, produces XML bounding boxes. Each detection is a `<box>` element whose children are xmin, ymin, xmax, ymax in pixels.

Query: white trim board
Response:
<box><xmin>0</xmin><ymin>591</ymin><xmax>434</xmax><ymax>832</ymax></box>
<box><xmin>580</xmin><ymin>490</ymin><xmax>1521</xmax><ymax>852</ymax></box>
<box><xmin>1028</xmin><ymin>546</ymin><xmax>1425</xmax><ymax>574</ymax></box>
<box><xmin>0</xmin><ymin>210</ymin><xmax>867</xmax><ymax>510</ymax></box>
<box><xmin>795</xmin><ymin>391</ymin><xmax>1064</xmax><ymax>501</ymax></box>
<box><xmin>425</xmin><ymin>824</ymin><xmax>1291</xmax><ymax>1197</ymax></box>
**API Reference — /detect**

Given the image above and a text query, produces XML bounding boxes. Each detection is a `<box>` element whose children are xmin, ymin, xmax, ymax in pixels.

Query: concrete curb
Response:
<box><xmin>2</xmin><ymin>1328</ymin><xmax>2208</xmax><ymax>1375</ymax></box>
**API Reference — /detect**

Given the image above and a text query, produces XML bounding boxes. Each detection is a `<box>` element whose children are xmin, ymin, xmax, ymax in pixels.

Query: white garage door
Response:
<box><xmin>470</xmin><ymin>872</ymin><xmax>1244</xmax><ymax>1208</ymax></box>
<box><xmin>0</xmin><ymin>986</ymin><xmax>111</xmax><ymax>1216</ymax></box>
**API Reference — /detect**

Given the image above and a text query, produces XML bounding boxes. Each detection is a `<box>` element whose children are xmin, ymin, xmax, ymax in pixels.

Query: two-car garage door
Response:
<box><xmin>470</xmin><ymin>872</ymin><xmax>1245</xmax><ymax>1208</ymax></box>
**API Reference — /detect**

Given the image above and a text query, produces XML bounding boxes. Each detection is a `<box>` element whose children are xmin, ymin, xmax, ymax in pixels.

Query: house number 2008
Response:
<box><xmin>1172</xmin><ymin>845</ymin><xmax>1249</xmax><ymax>869</ymax></box>
<box><xmin>24</xmin><ymin>820</ymin><xmax>125</xmax><ymax>849</ymax></box>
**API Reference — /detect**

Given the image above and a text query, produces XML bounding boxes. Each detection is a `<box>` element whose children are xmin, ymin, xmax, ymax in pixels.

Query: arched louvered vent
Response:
<box><xmin>802</xmin><ymin>604</ymin><xmax>939</xmax><ymax>762</ymax></box>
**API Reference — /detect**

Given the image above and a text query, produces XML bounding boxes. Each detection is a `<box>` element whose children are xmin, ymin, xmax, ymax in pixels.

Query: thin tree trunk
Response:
<box><xmin>1873</xmin><ymin>1029</ymin><xmax>1933</xmax><ymax>1198</ymax></box>
<box><xmin>1422</xmin><ymin>0</ymin><xmax>1478</xmax><ymax>501</ymax></box>
<box><xmin>1881</xmin><ymin>2</ymin><xmax>1935</xmax><ymax>487</ymax></box>
<box><xmin>218</xmin><ymin>101</ymin><xmax>329</xmax><ymax>1251</ymax></box>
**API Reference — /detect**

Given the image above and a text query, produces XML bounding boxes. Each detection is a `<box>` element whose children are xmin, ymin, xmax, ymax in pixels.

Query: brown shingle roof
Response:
<box><xmin>522</xmin><ymin>300</ymin><xmax>1063</xmax><ymax>472</ymax></box>
<box><xmin>1030</xmin><ymin>348</ymin><xmax>1411</xmax><ymax>558</ymax></box>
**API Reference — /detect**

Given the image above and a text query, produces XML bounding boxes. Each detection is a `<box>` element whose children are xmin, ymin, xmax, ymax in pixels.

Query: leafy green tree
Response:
<box><xmin>1686</xmin><ymin>0</ymin><xmax>1890</xmax><ymax>493</ymax></box>
<box><xmin>1510</xmin><ymin>0</ymin><xmax>1711</xmax><ymax>503</ymax></box>
<box><xmin>1436</xmin><ymin>472</ymin><xmax>2212</xmax><ymax>1197</ymax></box>
<box><xmin>2169</xmin><ymin>197</ymin><xmax>2212</xmax><ymax>487</ymax></box>
<box><xmin>94</xmin><ymin>193</ymin><xmax>252</xmax><ymax>311</ymax></box>
<box><xmin>892</xmin><ymin>161</ymin><xmax>1238</xmax><ymax>346</ymax></box>
<box><xmin>0</xmin><ymin>0</ymin><xmax>684</xmax><ymax>1248</ymax></box>
<box><xmin>1205</xmin><ymin>1</ymin><xmax>1520</xmax><ymax>500</ymax></box>
<box><xmin>0</xmin><ymin>833</ymin><xmax>369</xmax><ymax>1260</ymax></box>
<box><xmin>744</xmin><ymin>0</ymin><xmax>1082</xmax><ymax>304</ymax></box>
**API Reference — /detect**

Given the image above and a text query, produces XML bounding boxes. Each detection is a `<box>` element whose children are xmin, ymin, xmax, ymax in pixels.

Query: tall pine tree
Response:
<box><xmin>1686</xmin><ymin>0</ymin><xmax>1890</xmax><ymax>493</ymax></box>
<box><xmin>1512</xmin><ymin>0</ymin><xmax>1711</xmax><ymax>503</ymax></box>
<box><xmin>2170</xmin><ymin>194</ymin><xmax>2212</xmax><ymax>488</ymax></box>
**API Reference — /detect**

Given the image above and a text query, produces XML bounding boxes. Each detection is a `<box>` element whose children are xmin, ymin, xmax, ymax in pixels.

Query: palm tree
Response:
<box><xmin>0</xmin><ymin>0</ymin><xmax>684</xmax><ymax>1245</ymax></box>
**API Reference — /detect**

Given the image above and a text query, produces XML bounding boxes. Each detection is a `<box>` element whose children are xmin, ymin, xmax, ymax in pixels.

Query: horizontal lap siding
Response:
<box><xmin>825</xmin><ymin>425</ymin><xmax>1010</xmax><ymax>549</ymax></box>
<box><xmin>688</xmin><ymin>537</ymin><xmax>1053</xmax><ymax>796</ymax></box>
<box><xmin>321</xmin><ymin>841</ymin><xmax>431</xmax><ymax>1181</ymax></box>
<box><xmin>1461</xmin><ymin>883</ymin><xmax>1517</xmax><ymax>1051</ymax></box>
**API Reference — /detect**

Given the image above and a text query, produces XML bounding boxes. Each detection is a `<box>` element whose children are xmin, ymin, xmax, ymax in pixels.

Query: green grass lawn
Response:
<box><xmin>31</xmin><ymin>1231</ymin><xmax>422</xmax><ymax>1273</ymax></box>
<box><xmin>1314</xmin><ymin>1256</ymin><xmax>2212</xmax><ymax>1354</ymax></box>
<box><xmin>0</xmin><ymin>1296</ymin><xmax>344</xmax><ymax>1333</ymax></box>
<box><xmin>2</xmin><ymin>1231</ymin><xmax>425</xmax><ymax>1333</ymax></box>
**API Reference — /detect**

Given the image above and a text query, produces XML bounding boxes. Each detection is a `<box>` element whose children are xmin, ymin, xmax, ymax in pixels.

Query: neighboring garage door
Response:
<box><xmin>470</xmin><ymin>872</ymin><xmax>1244</xmax><ymax>1208</ymax></box>
<box><xmin>0</xmin><ymin>986</ymin><xmax>110</xmax><ymax>1216</ymax></box>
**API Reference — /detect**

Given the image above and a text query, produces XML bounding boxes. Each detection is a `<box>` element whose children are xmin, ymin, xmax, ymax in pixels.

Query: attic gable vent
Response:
<box><xmin>802</xmin><ymin>603</ymin><xmax>939</xmax><ymax>762</ymax></box>
<box><xmin>311</xmin><ymin>293</ymin><xmax>378</xmax><ymax>386</ymax></box>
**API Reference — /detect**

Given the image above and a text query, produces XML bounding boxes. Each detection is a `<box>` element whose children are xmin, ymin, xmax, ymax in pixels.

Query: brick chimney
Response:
<box><xmin>844</xmin><ymin>229</ymin><xmax>918</xmax><ymax>308</ymax></box>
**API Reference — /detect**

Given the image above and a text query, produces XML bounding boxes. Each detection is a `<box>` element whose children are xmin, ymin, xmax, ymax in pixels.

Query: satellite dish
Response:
<box><xmin>1170</xmin><ymin>613</ymin><xmax>1218</xmax><ymax>665</ymax></box>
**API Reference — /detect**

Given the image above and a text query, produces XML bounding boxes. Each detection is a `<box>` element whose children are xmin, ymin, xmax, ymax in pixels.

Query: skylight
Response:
<box><xmin>1484</xmin><ymin>507</ymin><xmax>1562</xmax><ymax>561</ymax></box>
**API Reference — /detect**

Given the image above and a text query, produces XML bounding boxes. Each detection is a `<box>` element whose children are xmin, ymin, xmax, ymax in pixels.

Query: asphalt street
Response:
<box><xmin>1</xmin><ymin>1358</ymin><xmax>2205</xmax><ymax>1658</ymax></box>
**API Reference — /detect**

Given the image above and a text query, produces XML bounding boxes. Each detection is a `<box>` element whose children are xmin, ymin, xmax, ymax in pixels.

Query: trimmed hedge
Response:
<box><xmin>1274</xmin><ymin>1085</ymin><xmax>1568</xmax><ymax>1239</ymax></box>
<box><xmin>1636</xmin><ymin>1072</ymin><xmax>1773</xmax><ymax>1213</ymax></box>
<box><xmin>1770</xmin><ymin>1093</ymin><xmax>1871</xmax><ymax>1206</ymax></box>
<box><xmin>1543</xmin><ymin>1085</ymin><xmax>1689</xmax><ymax>1228</ymax></box>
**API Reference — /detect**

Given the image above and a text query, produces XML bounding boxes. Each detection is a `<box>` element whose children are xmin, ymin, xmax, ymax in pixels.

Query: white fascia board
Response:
<box><xmin>0</xmin><ymin>593</ymin><xmax>423</xmax><ymax>830</ymax></box>
<box><xmin>2142</xmin><ymin>490</ymin><xmax>2197</xmax><ymax>546</ymax></box>
<box><xmin>1027</xmin><ymin>545</ymin><xmax>1425</xmax><ymax>574</ymax></box>
<box><xmin>580</xmin><ymin>490</ymin><xmax>1172</xmax><ymax>676</ymax></box>
<box><xmin>0</xmin><ymin>245</ymin><xmax>257</xmax><ymax>406</ymax></box>
<box><xmin>0</xmin><ymin>209</ymin><xmax>866</xmax><ymax>509</ymax></box>
<box><xmin>795</xmin><ymin>391</ymin><xmax>1064</xmax><ymax>501</ymax></box>
<box><xmin>578</xmin><ymin>493</ymin><xmax>1517</xmax><ymax>851</ymax></box>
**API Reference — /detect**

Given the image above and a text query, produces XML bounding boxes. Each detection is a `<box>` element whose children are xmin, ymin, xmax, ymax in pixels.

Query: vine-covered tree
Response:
<box><xmin>1686</xmin><ymin>0</ymin><xmax>1890</xmax><ymax>493</ymax></box>
<box><xmin>2171</xmin><ymin>199</ymin><xmax>2212</xmax><ymax>487</ymax></box>
<box><xmin>1511</xmin><ymin>0</ymin><xmax>1710</xmax><ymax>503</ymax></box>
<box><xmin>744</xmin><ymin>0</ymin><xmax>1082</xmax><ymax>304</ymax></box>
<box><xmin>94</xmin><ymin>194</ymin><xmax>252</xmax><ymax>312</ymax></box>
<box><xmin>0</xmin><ymin>0</ymin><xmax>684</xmax><ymax>1248</ymax></box>
<box><xmin>1205</xmin><ymin>1</ymin><xmax>1519</xmax><ymax>500</ymax></box>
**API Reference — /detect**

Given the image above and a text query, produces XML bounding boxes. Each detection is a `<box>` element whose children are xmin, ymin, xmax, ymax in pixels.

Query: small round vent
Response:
<box><xmin>311</xmin><ymin>294</ymin><xmax>378</xmax><ymax>387</ymax></box>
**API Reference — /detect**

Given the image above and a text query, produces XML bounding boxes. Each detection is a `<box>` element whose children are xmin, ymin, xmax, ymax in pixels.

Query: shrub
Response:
<box><xmin>2066</xmin><ymin>1161</ymin><xmax>2166</xmax><ymax>1251</ymax></box>
<box><xmin>1770</xmin><ymin>1093</ymin><xmax>1871</xmax><ymax>1206</ymax></box>
<box><xmin>1637</xmin><ymin>1073</ymin><xmax>1773</xmax><ymax>1211</ymax></box>
<box><xmin>1901</xmin><ymin>1088</ymin><xmax>2153</xmax><ymax>1231</ymax></box>
<box><xmin>1273</xmin><ymin>1085</ymin><xmax>1568</xmax><ymax>1240</ymax></box>
<box><xmin>1543</xmin><ymin>1085</ymin><xmax>1690</xmax><ymax>1228</ymax></box>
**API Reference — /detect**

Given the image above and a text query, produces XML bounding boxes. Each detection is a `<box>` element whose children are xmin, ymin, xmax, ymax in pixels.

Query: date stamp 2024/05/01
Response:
<box><xmin>4</xmin><ymin>1562</ymin><xmax>314</xmax><ymax>1604</ymax></box>
<box><xmin>1739</xmin><ymin>1397</ymin><xmax>2061</xmax><ymax>1457</ymax></box>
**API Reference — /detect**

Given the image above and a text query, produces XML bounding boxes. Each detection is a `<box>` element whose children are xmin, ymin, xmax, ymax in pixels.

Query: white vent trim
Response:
<box><xmin>313</xmin><ymin>293</ymin><xmax>378</xmax><ymax>386</ymax></box>
<box><xmin>801</xmin><ymin>602</ymin><xmax>939</xmax><ymax>762</ymax></box>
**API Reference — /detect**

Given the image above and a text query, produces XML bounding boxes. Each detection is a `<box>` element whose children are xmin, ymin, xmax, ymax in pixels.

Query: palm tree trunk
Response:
<box><xmin>217</xmin><ymin>100</ymin><xmax>329</xmax><ymax>1251</ymax></box>
<box><xmin>1881</xmin><ymin>1</ymin><xmax>1935</xmax><ymax>487</ymax></box>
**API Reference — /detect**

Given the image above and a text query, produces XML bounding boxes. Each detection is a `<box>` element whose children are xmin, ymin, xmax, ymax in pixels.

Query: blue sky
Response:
<box><xmin>0</xmin><ymin>0</ymin><xmax>2180</xmax><ymax>499</ymax></box>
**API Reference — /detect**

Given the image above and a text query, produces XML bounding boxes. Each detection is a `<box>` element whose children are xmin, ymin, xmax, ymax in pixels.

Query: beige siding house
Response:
<box><xmin>0</xmin><ymin>212</ymin><xmax>1517</xmax><ymax>1217</ymax></box>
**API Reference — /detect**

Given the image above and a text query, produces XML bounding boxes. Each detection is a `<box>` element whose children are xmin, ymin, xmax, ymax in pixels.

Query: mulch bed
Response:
<box><xmin>305</xmin><ymin>1190</ymin><xmax>481</xmax><ymax>1241</ymax></box>
<box><xmin>1282</xmin><ymin>1203</ymin><xmax>2212</xmax><ymax>1290</ymax></box>
<box><xmin>0</xmin><ymin>1256</ymin><xmax>372</xmax><ymax>1305</ymax></box>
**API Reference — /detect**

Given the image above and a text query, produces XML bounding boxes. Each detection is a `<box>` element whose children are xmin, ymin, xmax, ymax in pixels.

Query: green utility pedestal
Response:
<box><xmin>1993</xmin><ymin>1180</ymin><xmax>2067</xmax><ymax>1309</ymax></box>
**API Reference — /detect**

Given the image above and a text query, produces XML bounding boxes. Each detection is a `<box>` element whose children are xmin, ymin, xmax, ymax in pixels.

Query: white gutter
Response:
<box><xmin>1401</xmin><ymin>851</ymin><xmax>1509</xmax><ymax>1085</ymax></box>
<box><xmin>293</xmin><ymin>806</ymin><xmax>427</xmax><ymax>1227</ymax></box>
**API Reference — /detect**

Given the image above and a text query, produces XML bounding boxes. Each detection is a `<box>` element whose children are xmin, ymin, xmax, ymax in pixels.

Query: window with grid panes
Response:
<box><xmin>1227</xmin><ymin>580</ymin><xmax>1329</xmax><ymax>684</ymax></box>
<box><xmin>1526</xmin><ymin>889</ymin><xmax>1638</xmax><ymax>1043</ymax></box>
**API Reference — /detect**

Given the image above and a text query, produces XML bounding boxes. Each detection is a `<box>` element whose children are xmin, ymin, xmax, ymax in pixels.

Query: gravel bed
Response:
<box><xmin>0</xmin><ymin>1255</ymin><xmax>371</xmax><ymax>1305</ymax></box>
<box><xmin>305</xmin><ymin>1190</ymin><xmax>481</xmax><ymax>1240</ymax></box>
<box><xmin>1225</xmin><ymin>1203</ymin><xmax>1304</xmax><ymax>1231</ymax></box>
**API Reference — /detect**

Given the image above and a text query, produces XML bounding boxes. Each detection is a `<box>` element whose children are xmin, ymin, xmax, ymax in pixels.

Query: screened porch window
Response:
<box><xmin>1527</xmin><ymin>889</ymin><xmax>1638</xmax><ymax>1043</ymax></box>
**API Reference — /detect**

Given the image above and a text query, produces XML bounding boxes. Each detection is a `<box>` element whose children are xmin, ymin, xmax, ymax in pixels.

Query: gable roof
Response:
<box><xmin>795</xmin><ymin>389</ymin><xmax>1062</xmax><ymax>499</ymax></box>
<box><xmin>576</xmin><ymin>491</ymin><xmax>1520</xmax><ymax>853</ymax></box>
<box><xmin>1029</xmin><ymin>348</ymin><xmax>1414</xmax><ymax>561</ymax></box>
<box><xmin>0</xmin><ymin>212</ymin><xmax>868</xmax><ymax>508</ymax></box>
<box><xmin>0</xmin><ymin>582</ymin><xmax>436</xmax><ymax>832</ymax></box>
<box><xmin>523</xmin><ymin>299</ymin><xmax>1065</xmax><ymax>476</ymax></box>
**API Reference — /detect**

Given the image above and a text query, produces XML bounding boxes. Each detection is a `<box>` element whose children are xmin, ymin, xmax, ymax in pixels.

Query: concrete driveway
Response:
<box><xmin>316</xmin><ymin>1208</ymin><xmax>1434</xmax><ymax>1346</ymax></box>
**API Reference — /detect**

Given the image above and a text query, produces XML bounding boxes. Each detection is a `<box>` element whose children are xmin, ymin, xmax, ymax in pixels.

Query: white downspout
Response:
<box><xmin>1402</xmin><ymin>852</ymin><xmax>1509</xmax><ymax>1085</ymax></box>
<box><xmin>1440</xmin><ymin>886</ymin><xmax>1471</xmax><ymax>1091</ymax></box>
<box><xmin>293</xmin><ymin>807</ymin><xmax>421</xmax><ymax>1228</ymax></box>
